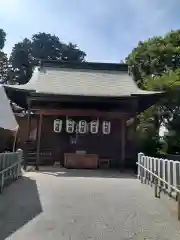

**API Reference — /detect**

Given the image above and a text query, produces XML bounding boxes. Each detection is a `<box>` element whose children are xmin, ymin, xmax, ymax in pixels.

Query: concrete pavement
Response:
<box><xmin>0</xmin><ymin>168</ymin><xmax>180</xmax><ymax>240</ymax></box>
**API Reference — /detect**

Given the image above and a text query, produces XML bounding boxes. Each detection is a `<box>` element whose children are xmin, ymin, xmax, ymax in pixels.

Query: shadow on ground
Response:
<box><xmin>39</xmin><ymin>166</ymin><xmax>136</xmax><ymax>179</ymax></box>
<box><xmin>0</xmin><ymin>176</ymin><xmax>42</xmax><ymax>240</ymax></box>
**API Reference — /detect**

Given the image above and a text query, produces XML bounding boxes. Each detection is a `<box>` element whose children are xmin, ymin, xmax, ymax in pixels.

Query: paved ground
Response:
<box><xmin>0</xmin><ymin>167</ymin><xmax>180</xmax><ymax>240</ymax></box>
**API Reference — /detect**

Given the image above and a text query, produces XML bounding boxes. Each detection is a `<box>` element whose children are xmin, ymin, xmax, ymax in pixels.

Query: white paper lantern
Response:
<box><xmin>66</xmin><ymin>119</ymin><xmax>75</xmax><ymax>133</ymax></box>
<box><xmin>102</xmin><ymin>121</ymin><xmax>111</xmax><ymax>134</ymax></box>
<box><xmin>78</xmin><ymin>120</ymin><xmax>87</xmax><ymax>134</ymax></box>
<box><xmin>53</xmin><ymin>119</ymin><xmax>63</xmax><ymax>133</ymax></box>
<box><xmin>90</xmin><ymin>120</ymin><xmax>99</xmax><ymax>134</ymax></box>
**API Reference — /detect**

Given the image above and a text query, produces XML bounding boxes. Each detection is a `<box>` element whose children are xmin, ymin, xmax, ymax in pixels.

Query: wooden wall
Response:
<box><xmin>15</xmin><ymin>116</ymin><xmax>37</xmax><ymax>149</ymax></box>
<box><xmin>15</xmin><ymin>114</ymin><xmax>136</xmax><ymax>169</ymax></box>
<box><xmin>0</xmin><ymin>128</ymin><xmax>13</xmax><ymax>152</ymax></box>
<box><xmin>40</xmin><ymin>116</ymin><xmax>123</xmax><ymax>168</ymax></box>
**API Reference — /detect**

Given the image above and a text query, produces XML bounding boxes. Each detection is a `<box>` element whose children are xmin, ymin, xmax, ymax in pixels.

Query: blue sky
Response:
<box><xmin>0</xmin><ymin>0</ymin><xmax>180</xmax><ymax>62</ymax></box>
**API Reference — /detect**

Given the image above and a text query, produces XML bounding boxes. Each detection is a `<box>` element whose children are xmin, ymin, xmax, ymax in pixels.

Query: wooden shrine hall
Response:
<box><xmin>4</xmin><ymin>60</ymin><xmax>163</xmax><ymax>170</ymax></box>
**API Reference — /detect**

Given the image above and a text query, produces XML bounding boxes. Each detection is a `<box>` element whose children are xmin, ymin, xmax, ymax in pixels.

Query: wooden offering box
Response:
<box><xmin>64</xmin><ymin>153</ymin><xmax>98</xmax><ymax>169</ymax></box>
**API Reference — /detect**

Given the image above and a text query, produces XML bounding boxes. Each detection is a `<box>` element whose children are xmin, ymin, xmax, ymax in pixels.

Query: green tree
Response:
<box><xmin>31</xmin><ymin>32</ymin><xmax>86</xmax><ymax>62</ymax></box>
<box><xmin>0</xmin><ymin>52</ymin><xmax>9</xmax><ymax>83</ymax></box>
<box><xmin>0</xmin><ymin>29</ymin><xmax>11</xmax><ymax>84</ymax></box>
<box><xmin>126</xmin><ymin>30</ymin><xmax>180</xmax><ymax>88</ymax></box>
<box><xmin>10</xmin><ymin>38</ymin><xmax>33</xmax><ymax>84</ymax></box>
<box><xmin>0</xmin><ymin>29</ymin><xmax>6</xmax><ymax>50</ymax></box>
<box><xmin>10</xmin><ymin>32</ymin><xmax>86</xmax><ymax>84</ymax></box>
<box><xmin>61</xmin><ymin>42</ymin><xmax>86</xmax><ymax>62</ymax></box>
<box><xmin>126</xmin><ymin>29</ymin><xmax>180</xmax><ymax>155</ymax></box>
<box><xmin>142</xmin><ymin>70</ymin><xmax>180</xmax><ymax>154</ymax></box>
<box><xmin>31</xmin><ymin>32</ymin><xmax>62</xmax><ymax>61</ymax></box>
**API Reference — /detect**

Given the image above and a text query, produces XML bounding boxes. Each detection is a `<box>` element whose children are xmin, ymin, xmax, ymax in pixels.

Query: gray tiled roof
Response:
<box><xmin>5</xmin><ymin>66</ymin><xmax>161</xmax><ymax>97</ymax></box>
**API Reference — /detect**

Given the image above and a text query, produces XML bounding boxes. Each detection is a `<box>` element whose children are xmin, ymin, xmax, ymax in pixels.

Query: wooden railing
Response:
<box><xmin>0</xmin><ymin>149</ymin><xmax>23</xmax><ymax>193</ymax></box>
<box><xmin>137</xmin><ymin>152</ymin><xmax>180</xmax><ymax>221</ymax></box>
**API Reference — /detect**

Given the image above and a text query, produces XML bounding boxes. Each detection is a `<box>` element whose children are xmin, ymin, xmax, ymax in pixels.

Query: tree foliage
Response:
<box><xmin>126</xmin><ymin>30</ymin><xmax>180</xmax><ymax>88</ymax></box>
<box><xmin>139</xmin><ymin>70</ymin><xmax>180</xmax><ymax>154</ymax></box>
<box><xmin>31</xmin><ymin>33</ymin><xmax>62</xmax><ymax>61</ymax></box>
<box><xmin>0</xmin><ymin>29</ymin><xmax>10</xmax><ymax>84</ymax></box>
<box><xmin>126</xmin><ymin>29</ymin><xmax>180</xmax><ymax>155</ymax></box>
<box><xmin>0</xmin><ymin>52</ymin><xmax>8</xmax><ymax>82</ymax></box>
<box><xmin>145</xmin><ymin>70</ymin><xmax>180</xmax><ymax>154</ymax></box>
<box><xmin>60</xmin><ymin>42</ymin><xmax>86</xmax><ymax>62</ymax></box>
<box><xmin>10</xmin><ymin>38</ymin><xmax>33</xmax><ymax>84</ymax></box>
<box><xmin>10</xmin><ymin>32</ymin><xmax>86</xmax><ymax>84</ymax></box>
<box><xmin>0</xmin><ymin>29</ymin><xmax>6</xmax><ymax>50</ymax></box>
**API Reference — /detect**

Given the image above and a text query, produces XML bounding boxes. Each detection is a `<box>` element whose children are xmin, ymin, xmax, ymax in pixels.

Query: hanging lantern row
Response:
<box><xmin>53</xmin><ymin>119</ymin><xmax>111</xmax><ymax>134</ymax></box>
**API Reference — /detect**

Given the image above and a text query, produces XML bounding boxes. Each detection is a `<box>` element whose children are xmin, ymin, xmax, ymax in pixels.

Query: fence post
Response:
<box><xmin>0</xmin><ymin>172</ymin><xmax>4</xmax><ymax>193</ymax></box>
<box><xmin>154</xmin><ymin>171</ymin><xmax>160</xmax><ymax>198</ymax></box>
<box><xmin>0</xmin><ymin>150</ymin><xmax>23</xmax><ymax>193</ymax></box>
<box><xmin>178</xmin><ymin>190</ymin><xmax>180</xmax><ymax>221</ymax></box>
<box><xmin>176</xmin><ymin>162</ymin><xmax>180</xmax><ymax>221</ymax></box>
<box><xmin>147</xmin><ymin>156</ymin><xmax>150</xmax><ymax>184</ymax></box>
<box><xmin>144</xmin><ymin>156</ymin><xmax>148</xmax><ymax>184</ymax></box>
<box><xmin>173</xmin><ymin>161</ymin><xmax>179</xmax><ymax>200</ymax></box>
<box><xmin>17</xmin><ymin>149</ymin><xmax>23</xmax><ymax>178</ymax></box>
<box><xmin>149</xmin><ymin>156</ymin><xmax>153</xmax><ymax>186</ymax></box>
<box><xmin>162</xmin><ymin>159</ymin><xmax>167</xmax><ymax>192</ymax></box>
<box><xmin>140</xmin><ymin>155</ymin><xmax>145</xmax><ymax>183</ymax></box>
<box><xmin>138</xmin><ymin>152</ymin><xmax>180</xmax><ymax>220</ymax></box>
<box><xmin>168</xmin><ymin>160</ymin><xmax>174</xmax><ymax>197</ymax></box>
<box><xmin>151</xmin><ymin>157</ymin><xmax>155</xmax><ymax>186</ymax></box>
<box><xmin>2</xmin><ymin>154</ymin><xmax>5</xmax><ymax>181</ymax></box>
<box><xmin>137</xmin><ymin>153</ymin><xmax>143</xmax><ymax>179</ymax></box>
<box><xmin>158</xmin><ymin>158</ymin><xmax>161</xmax><ymax>187</ymax></box>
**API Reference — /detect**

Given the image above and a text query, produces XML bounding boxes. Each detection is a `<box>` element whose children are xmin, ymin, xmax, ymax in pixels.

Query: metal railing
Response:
<box><xmin>137</xmin><ymin>152</ymin><xmax>180</xmax><ymax>221</ymax></box>
<box><xmin>0</xmin><ymin>149</ymin><xmax>23</xmax><ymax>193</ymax></box>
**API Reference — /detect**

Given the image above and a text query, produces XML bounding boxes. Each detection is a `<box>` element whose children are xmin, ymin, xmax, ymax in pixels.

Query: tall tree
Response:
<box><xmin>10</xmin><ymin>32</ymin><xmax>86</xmax><ymax>84</ymax></box>
<box><xmin>31</xmin><ymin>32</ymin><xmax>62</xmax><ymax>61</ymax></box>
<box><xmin>126</xmin><ymin>30</ymin><xmax>180</xmax><ymax>88</ymax></box>
<box><xmin>0</xmin><ymin>52</ymin><xmax>9</xmax><ymax>83</ymax></box>
<box><xmin>142</xmin><ymin>70</ymin><xmax>180</xmax><ymax>154</ymax></box>
<box><xmin>0</xmin><ymin>29</ymin><xmax>6</xmax><ymax>50</ymax></box>
<box><xmin>126</xmin><ymin>29</ymin><xmax>180</xmax><ymax>155</ymax></box>
<box><xmin>61</xmin><ymin>42</ymin><xmax>86</xmax><ymax>62</ymax></box>
<box><xmin>31</xmin><ymin>33</ymin><xmax>86</xmax><ymax>62</ymax></box>
<box><xmin>0</xmin><ymin>29</ymin><xmax>10</xmax><ymax>84</ymax></box>
<box><xmin>10</xmin><ymin>38</ymin><xmax>33</xmax><ymax>84</ymax></box>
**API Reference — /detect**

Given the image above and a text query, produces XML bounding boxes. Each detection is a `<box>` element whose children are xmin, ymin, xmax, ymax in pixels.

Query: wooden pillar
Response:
<box><xmin>27</xmin><ymin>100</ymin><xmax>31</xmax><ymax>141</ymax></box>
<box><xmin>178</xmin><ymin>192</ymin><xmax>180</xmax><ymax>221</ymax></box>
<box><xmin>133</xmin><ymin>98</ymin><xmax>138</xmax><ymax>172</ymax></box>
<box><xmin>121</xmin><ymin>116</ymin><xmax>126</xmax><ymax>171</ymax></box>
<box><xmin>133</xmin><ymin>115</ymin><xmax>138</xmax><ymax>169</ymax></box>
<box><xmin>24</xmin><ymin>100</ymin><xmax>31</xmax><ymax>170</ymax></box>
<box><xmin>36</xmin><ymin>113</ymin><xmax>43</xmax><ymax>171</ymax></box>
<box><xmin>13</xmin><ymin>129</ymin><xmax>19</xmax><ymax>152</ymax></box>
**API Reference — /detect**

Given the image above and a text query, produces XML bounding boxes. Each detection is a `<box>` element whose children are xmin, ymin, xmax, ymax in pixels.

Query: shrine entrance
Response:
<box><xmin>32</xmin><ymin>112</ymin><xmax>126</xmax><ymax>170</ymax></box>
<box><xmin>4</xmin><ymin>60</ymin><xmax>163</xmax><ymax>171</ymax></box>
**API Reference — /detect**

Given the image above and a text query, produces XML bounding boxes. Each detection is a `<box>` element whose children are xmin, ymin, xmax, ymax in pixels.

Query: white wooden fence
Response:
<box><xmin>137</xmin><ymin>152</ymin><xmax>180</xmax><ymax>220</ymax></box>
<box><xmin>0</xmin><ymin>149</ymin><xmax>23</xmax><ymax>193</ymax></box>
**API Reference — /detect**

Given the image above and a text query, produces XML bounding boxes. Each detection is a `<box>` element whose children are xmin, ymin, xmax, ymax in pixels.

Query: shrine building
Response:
<box><xmin>4</xmin><ymin>60</ymin><xmax>163</xmax><ymax>170</ymax></box>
